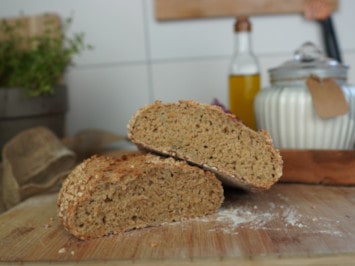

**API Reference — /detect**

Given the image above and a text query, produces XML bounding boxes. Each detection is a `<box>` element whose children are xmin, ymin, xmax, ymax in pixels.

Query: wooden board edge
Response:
<box><xmin>279</xmin><ymin>149</ymin><xmax>355</xmax><ymax>186</ymax></box>
<box><xmin>155</xmin><ymin>0</ymin><xmax>339</xmax><ymax>21</ymax></box>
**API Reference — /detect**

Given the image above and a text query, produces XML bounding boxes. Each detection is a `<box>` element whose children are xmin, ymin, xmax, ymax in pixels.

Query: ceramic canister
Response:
<box><xmin>254</xmin><ymin>42</ymin><xmax>355</xmax><ymax>150</ymax></box>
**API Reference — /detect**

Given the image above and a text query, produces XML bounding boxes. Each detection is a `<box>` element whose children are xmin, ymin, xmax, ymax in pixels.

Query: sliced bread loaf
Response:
<box><xmin>57</xmin><ymin>153</ymin><xmax>224</xmax><ymax>240</ymax></box>
<box><xmin>127</xmin><ymin>100</ymin><xmax>283</xmax><ymax>191</ymax></box>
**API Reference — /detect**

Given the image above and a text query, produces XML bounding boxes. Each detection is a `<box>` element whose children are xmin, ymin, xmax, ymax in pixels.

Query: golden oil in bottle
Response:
<box><xmin>229</xmin><ymin>73</ymin><xmax>260</xmax><ymax>129</ymax></box>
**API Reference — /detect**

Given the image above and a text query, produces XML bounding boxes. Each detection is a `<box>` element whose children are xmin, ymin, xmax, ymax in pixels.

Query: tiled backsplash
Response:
<box><xmin>1</xmin><ymin>0</ymin><xmax>355</xmax><ymax>136</ymax></box>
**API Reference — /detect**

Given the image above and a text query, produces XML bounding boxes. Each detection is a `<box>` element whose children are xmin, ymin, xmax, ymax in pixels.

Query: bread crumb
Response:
<box><xmin>44</xmin><ymin>217</ymin><xmax>54</xmax><ymax>229</ymax></box>
<box><xmin>127</xmin><ymin>100</ymin><xmax>283</xmax><ymax>191</ymax></box>
<box><xmin>58</xmin><ymin>248</ymin><xmax>66</xmax><ymax>254</ymax></box>
<box><xmin>57</xmin><ymin>153</ymin><xmax>223</xmax><ymax>240</ymax></box>
<box><xmin>150</xmin><ymin>242</ymin><xmax>158</xmax><ymax>248</ymax></box>
<box><xmin>71</xmin><ymin>250</ymin><xmax>75</xmax><ymax>256</ymax></box>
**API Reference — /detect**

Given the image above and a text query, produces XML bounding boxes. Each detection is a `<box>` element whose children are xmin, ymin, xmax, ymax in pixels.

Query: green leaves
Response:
<box><xmin>0</xmin><ymin>15</ymin><xmax>91</xmax><ymax>96</ymax></box>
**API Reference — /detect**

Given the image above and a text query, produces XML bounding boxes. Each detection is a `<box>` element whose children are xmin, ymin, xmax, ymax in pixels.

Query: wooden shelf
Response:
<box><xmin>155</xmin><ymin>0</ymin><xmax>339</xmax><ymax>20</ymax></box>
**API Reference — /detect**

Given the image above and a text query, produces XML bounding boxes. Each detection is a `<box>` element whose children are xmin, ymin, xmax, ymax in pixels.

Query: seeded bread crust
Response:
<box><xmin>57</xmin><ymin>153</ymin><xmax>224</xmax><ymax>240</ymax></box>
<box><xmin>127</xmin><ymin>100</ymin><xmax>283</xmax><ymax>191</ymax></box>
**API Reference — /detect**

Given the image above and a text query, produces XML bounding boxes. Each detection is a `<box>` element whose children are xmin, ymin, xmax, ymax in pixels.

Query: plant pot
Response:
<box><xmin>0</xmin><ymin>85</ymin><xmax>68</xmax><ymax>153</ymax></box>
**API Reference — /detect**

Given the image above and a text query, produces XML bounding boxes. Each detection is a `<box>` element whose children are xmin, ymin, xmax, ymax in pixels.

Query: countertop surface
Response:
<box><xmin>0</xmin><ymin>183</ymin><xmax>354</xmax><ymax>266</ymax></box>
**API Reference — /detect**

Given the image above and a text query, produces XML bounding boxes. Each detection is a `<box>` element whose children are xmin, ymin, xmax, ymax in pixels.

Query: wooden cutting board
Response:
<box><xmin>155</xmin><ymin>0</ymin><xmax>339</xmax><ymax>20</ymax></box>
<box><xmin>280</xmin><ymin>149</ymin><xmax>355</xmax><ymax>185</ymax></box>
<box><xmin>0</xmin><ymin>184</ymin><xmax>355</xmax><ymax>265</ymax></box>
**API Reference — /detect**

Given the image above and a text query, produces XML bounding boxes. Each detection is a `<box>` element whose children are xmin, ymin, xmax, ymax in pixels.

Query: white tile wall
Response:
<box><xmin>152</xmin><ymin>58</ymin><xmax>229</xmax><ymax>104</ymax></box>
<box><xmin>65</xmin><ymin>64</ymin><xmax>151</xmax><ymax>135</ymax></box>
<box><xmin>1</xmin><ymin>0</ymin><xmax>355</xmax><ymax>136</ymax></box>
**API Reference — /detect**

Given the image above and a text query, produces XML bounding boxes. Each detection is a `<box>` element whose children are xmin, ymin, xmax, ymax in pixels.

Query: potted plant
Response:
<box><xmin>0</xmin><ymin>13</ymin><xmax>91</xmax><ymax>151</ymax></box>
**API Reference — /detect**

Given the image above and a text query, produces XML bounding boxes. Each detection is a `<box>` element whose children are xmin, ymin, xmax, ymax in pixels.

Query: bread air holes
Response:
<box><xmin>231</xmin><ymin>161</ymin><xmax>237</xmax><ymax>170</ymax></box>
<box><xmin>209</xmin><ymin>190</ymin><xmax>216</xmax><ymax>197</ymax></box>
<box><xmin>131</xmin><ymin>215</ymin><xmax>138</xmax><ymax>222</ymax></box>
<box><xmin>223</xmin><ymin>127</ymin><xmax>229</xmax><ymax>134</ymax></box>
<box><xmin>104</xmin><ymin>196</ymin><xmax>112</xmax><ymax>203</ymax></box>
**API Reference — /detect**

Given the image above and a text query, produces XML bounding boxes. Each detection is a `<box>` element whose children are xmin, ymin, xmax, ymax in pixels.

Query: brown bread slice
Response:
<box><xmin>127</xmin><ymin>100</ymin><xmax>283</xmax><ymax>191</ymax></box>
<box><xmin>57</xmin><ymin>153</ymin><xmax>224</xmax><ymax>240</ymax></box>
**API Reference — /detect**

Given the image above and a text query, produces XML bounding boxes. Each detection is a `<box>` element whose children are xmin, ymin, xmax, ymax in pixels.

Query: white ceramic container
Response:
<box><xmin>254</xmin><ymin>42</ymin><xmax>355</xmax><ymax>150</ymax></box>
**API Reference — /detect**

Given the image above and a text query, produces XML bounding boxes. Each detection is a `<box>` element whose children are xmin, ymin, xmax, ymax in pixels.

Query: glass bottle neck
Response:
<box><xmin>234</xmin><ymin>31</ymin><xmax>253</xmax><ymax>54</ymax></box>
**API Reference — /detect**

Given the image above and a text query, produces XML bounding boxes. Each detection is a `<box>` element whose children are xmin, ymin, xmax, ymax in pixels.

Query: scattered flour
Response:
<box><xmin>211</xmin><ymin>207</ymin><xmax>277</xmax><ymax>234</ymax></box>
<box><xmin>163</xmin><ymin>194</ymin><xmax>344</xmax><ymax>238</ymax></box>
<box><xmin>282</xmin><ymin>208</ymin><xmax>305</xmax><ymax>228</ymax></box>
<box><xmin>183</xmin><ymin>202</ymin><xmax>343</xmax><ymax>237</ymax></box>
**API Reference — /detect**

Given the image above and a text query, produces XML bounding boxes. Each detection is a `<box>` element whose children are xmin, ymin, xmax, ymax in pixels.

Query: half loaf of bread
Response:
<box><xmin>127</xmin><ymin>100</ymin><xmax>283</xmax><ymax>191</ymax></box>
<box><xmin>57</xmin><ymin>153</ymin><xmax>224</xmax><ymax>240</ymax></box>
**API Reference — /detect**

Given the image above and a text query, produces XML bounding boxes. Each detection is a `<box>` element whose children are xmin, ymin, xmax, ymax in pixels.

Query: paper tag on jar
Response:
<box><xmin>306</xmin><ymin>76</ymin><xmax>349</xmax><ymax>118</ymax></box>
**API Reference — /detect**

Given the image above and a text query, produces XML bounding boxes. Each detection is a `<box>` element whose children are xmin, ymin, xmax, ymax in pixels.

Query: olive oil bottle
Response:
<box><xmin>229</xmin><ymin>16</ymin><xmax>260</xmax><ymax>130</ymax></box>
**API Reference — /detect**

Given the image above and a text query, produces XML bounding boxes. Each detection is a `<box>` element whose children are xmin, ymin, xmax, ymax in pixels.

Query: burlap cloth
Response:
<box><xmin>0</xmin><ymin>127</ymin><xmax>75</xmax><ymax>212</ymax></box>
<box><xmin>0</xmin><ymin>127</ymin><xmax>125</xmax><ymax>214</ymax></box>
